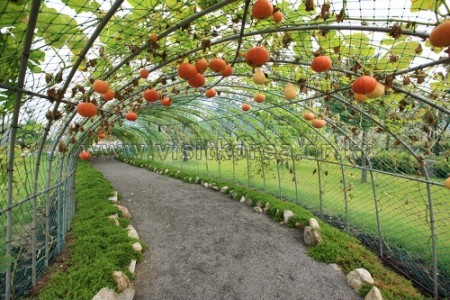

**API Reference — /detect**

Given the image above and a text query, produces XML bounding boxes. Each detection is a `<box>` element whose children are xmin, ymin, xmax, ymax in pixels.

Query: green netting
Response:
<box><xmin>1</xmin><ymin>0</ymin><xmax>449</xmax><ymax>298</ymax></box>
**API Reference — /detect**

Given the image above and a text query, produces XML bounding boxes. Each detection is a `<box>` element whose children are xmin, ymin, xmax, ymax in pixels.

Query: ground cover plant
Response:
<box><xmin>33</xmin><ymin>161</ymin><xmax>141</xmax><ymax>299</ymax></box>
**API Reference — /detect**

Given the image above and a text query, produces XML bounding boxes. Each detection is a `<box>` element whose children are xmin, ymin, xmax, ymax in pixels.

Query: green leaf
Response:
<box><xmin>0</xmin><ymin>255</ymin><xmax>15</xmax><ymax>273</ymax></box>
<box><xmin>61</xmin><ymin>0</ymin><xmax>100</xmax><ymax>14</ymax></box>
<box><xmin>410</xmin><ymin>0</ymin><xmax>443</xmax><ymax>12</ymax></box>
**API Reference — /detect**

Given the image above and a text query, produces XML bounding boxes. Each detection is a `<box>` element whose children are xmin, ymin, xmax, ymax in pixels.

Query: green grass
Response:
<box><xmin>119</xmin><ymin>155</ymin><xmax>427</xmax><ymax>299</ymax></box>
<box><xmin>34</xmin><ymin>161</ymin><xmax>141</xmax><ymax>300</ymax></box>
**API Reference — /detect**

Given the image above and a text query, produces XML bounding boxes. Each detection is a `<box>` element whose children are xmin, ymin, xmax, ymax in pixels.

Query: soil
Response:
<box><xmin>93</xmin><ymin>158</ymin><xmax>360</xmax><ymax>300</ymax></box>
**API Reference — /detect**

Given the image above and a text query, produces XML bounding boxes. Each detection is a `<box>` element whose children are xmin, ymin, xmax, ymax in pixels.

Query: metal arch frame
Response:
<box><xmin>5</xmin><ymin>1</ymin><xmax>42</xmax><ymax>298</ymax></box>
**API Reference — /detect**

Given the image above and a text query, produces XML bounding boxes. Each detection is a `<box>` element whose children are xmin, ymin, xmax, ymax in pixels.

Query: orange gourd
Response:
<box><xmin>76</xmin><ymin>102</ymin><xmax>97</xmax><ymax>118</ymax></box>
<box><xmin>352</xmin><ymin>76</ymin><xmax>377</xmax><ymax>95</ymax></box>
<box><xmin>102</xmin><ymin>89</ymin><xmax>115</xmax><ymax>101</ymax></box>
<box><xmin>93</xmin><ymin>80</ymin><xmax>109</xmax><ymax>94</ymax></box>
<box><xmin>429</xmin><ymin>20</ymin><xmax>450</xmax><ymax>47</ymax></box>
<box><xmin>245</xmin><ymin>46</ymin><xmax>270</xmax><ymax>68</ymax></box>
<box><xmin>311</xmin><ymin>56</ymin><xmax>332</xmax><ymax>73</ymax></box>
<box><xmin>178</xmin><ymin>63</ymin><xmax>198</xmax><ymax>80</ymax></box>
<box><xmin>241</xmin><ymin>103</ymin><xmax>251</xmax><ymax>111</ymax></box>
<box><xmin>125</xmin><ymin>111</ymin><xmax>138</xmax><ymax>121</ymax></box>
<box><xmin>253</xmin><ymin>93</ymin><xmax>265</xmax><ymax>103</ymax></box>
<box><xmin>205</xmin><ymin>88</ymin><xmax>217</xmax><ymax>98</ymax></box>
<box><xmin>209</xmin><ymin>58</ymin><xmax>227</xmax><ymax>72</ymax></box>
<box><xmin>188</xmin><ymin>73</ymin><xmax>206</xmax><ymax>87</ymax></box>
<box><xmin>144</xmin><ymin>89</ymin><xmax>160</xmax><ymax>102</ymax></box>
<box><xmin>252</xmin><ymin>0</ymin><xmax>273</xmax><ymax>19</ymax></box>
<box><xmin>195</xmin><ymin>58</ymin><xmax>209</xmax><ymax>74</ymax></box>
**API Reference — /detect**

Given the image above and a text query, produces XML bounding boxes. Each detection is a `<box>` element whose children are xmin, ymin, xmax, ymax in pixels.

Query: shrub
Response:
<box><xmin>356</xmin><ymin>151</ymin><xmax>420</xmax><ymax>175</ymax></box>
<box><xmin>433</xmin><ymin>158</ymin><xmax>450</xmax><ymax>178</ymax></box>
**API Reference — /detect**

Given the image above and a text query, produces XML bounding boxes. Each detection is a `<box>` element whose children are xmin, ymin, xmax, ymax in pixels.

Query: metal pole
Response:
<box><xmin>340</xmin><ymin>162</ymin><xmax>350</xmax><ymax>232</ymax></box>
<box><xmin>290</xmin><ymin>147</ymin><xmax>299</xmax><ymax>205</ymax></box>
<box><xmin>276</xmin><ymin>156</ymin><xmax>282</xmax><ymax>199</ymax></box>
<box><xmin>259</xmin><ymin>147</ymin><xmax>266</xmax><ymax>191</ymax></box>
<box><xmin>316</xmin><ymin>160</ymin><xmax>324</xmax><ymax>217</ymax></box>
<box><xmin>422</xmin><ymin>167</ymin><xmax>439</xmax><ymax>299</ymax></box>
<box><xmin>4</xmin><ymin>1</ymin><xmax>42</xmax><ymax>297</ymax></box>
<box><xmin>246</xmin><ymin>144</ymin><xmax>250</xmax><ymax>187</ymax></box>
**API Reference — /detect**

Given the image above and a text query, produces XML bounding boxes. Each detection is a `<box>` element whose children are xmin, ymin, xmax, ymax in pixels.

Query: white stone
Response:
<box><xmin>355</xmin><ymin>268</ymin><xmax>374</xmax><ymax>284</ymax></box>
<box><xmin>303</xmin><ymin>226</ymin><xmax>323</xmax><ymax>246</ymax></box>
<box><xmin>108</xmin><ymin>214</ymin><xmax>120</xmax><ymax>227</ymax></box>
<box><xmin>132</xmin><ymin>242</ymin><xmax>142</xmax><ymax>253</ymax></box>
<box><xmin>309</xmin><ymin>218</ymin><xmax>320</xmax><ymax>230</ymax></box>
<box><xmin>188</xmin><ymin>177</ymin><xmax>193</xmax><ymax>182</ymax></box>
<box><xmin>203</xmin><ymin>182</ymin><xmax>209</xmax><ymax>188</ymax></box>
<box><xmin>92</xmin><ymin>287</ymin><xmax>119</xmax><ymax>300</ymax></box>
<box><xmin>365</xmin><ymin>286</ymin><xmax>383</xmax><ymax>300</ymax></box>
<box><xmin>263</xmin><ymin>202</ymin><xmax>270</xmax><ymax>212</ymax></box>
<box><xmin>220</xmin><ymin>186</ymin><xmax>229</xmax><ymax>193</ymax></box>
<box><xmin>347</xmin><ymin>268</ymin><xmax>374</xmax><ymax>293</ymax></box>
<box><xmin>245</xmin><ymin>198</ymin><xmax>253</xmax><ymax>206</ymax></box>
<box><xmin>230</xmin><ymin>191</ymin><xmax>238</xmax><ymax>199</ymax></box>
<box><xmin>210</xmin><ymin>184</ymin><xmax>219</xmax><ymax>191</ymax></box>
<box><xmin>128</xmin><ymin>259</ymin><xmax>137</xmax><ymax>274</ymax></box>
<box><xmin>127</xmin><ymin>225</ymin><xmax>139</xmax><ymax>239</ymax></box>
<box><xmin>240</xmin><ymin>196</ymin><xmax>246</xmax><ymax>203</ymax></box>
<box><xmin>253</xmin><ymin>207</ymin><xmax>263</xmax><ymax>213</ymax></box>
<box><xmin>118</xmin><ymin>287</ymin><xmax>136</xmax><ymax>300</ymax></box>
<box><xmin>283</xmin><ymin>210</ymin><xmax>294</xmax><ymax>224</ymax></box>
<box><xmin>112</xmin><ymin>271</ymin><xmax>131</xmax><ymax>293</ymax></box>
<box><xmin>115</xmin><ymin>205</ymin><xmax>132</xmax><ymax>220</ymax></box>
<box><xmin>108</xmin><ymin>191</ymin><xmax>118</xmax><ymax>203</ymax></box>
<box><xmin>195</xmin><ymin>176</ymin><xmax>200</xmax><ymax>184</ymax></box>
<box><xmin>164</xmin><ymin>169</ymin><xmax>169</xmax><ymax>174</ymax></box>
<box><xmin>347</xmin><ymin>276</ymin><xmax>363</xmax><ymax>293</ymax></box>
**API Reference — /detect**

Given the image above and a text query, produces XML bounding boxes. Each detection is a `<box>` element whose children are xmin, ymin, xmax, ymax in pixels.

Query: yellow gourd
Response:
<box><xmin>252</xmin><ymin>68</ymin><xmax>266</xmax><ymax>84</ymax></box>
<box><xmin>367</xmin><ymin>82</ymin><xmax>385</xmax><ymax>99</ymax></box>
<box><xmin>284</xmin><ymin>83</ymin><xmax>297</xmax><ymax>99</ymax></box>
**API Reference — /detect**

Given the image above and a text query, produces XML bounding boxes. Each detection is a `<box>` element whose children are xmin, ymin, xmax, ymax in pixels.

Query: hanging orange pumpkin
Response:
<box><xmin>221</xmin><ymin>65</ymin><xmax>233</xmax><ymax>77</ymax></box>
<box><xmin>161</xmin><ymin>97</ymin><xmax>172</xmax><ymax>106</ymax></box>
<box><xmin>312</xmin><ymin>119</ymin><xmax>326</xmax><ymax>128</ymax></box>
<box><xmin>98</xmin><ymin>132</ymin><xmax>106</xmax><ymax>139</ymax></box>
<box><xmin>352</xmin><ymin>76</ymin><xmax>377</xmax><ymax>94</ymax></box>
<box><xmin>144</xmin><ymin>89</ymin><xmax>160</xmax><ymax>102</ymax></box>
<box><xmin>273</xmin><ymin>11</ymin><xmax>283</xmax><ymax>23</ymax></box>
<box><xmin>429</xmin><ymin>20</ymin><xmax>450</xmax><ymax>47</ymax></box>
<box><xmin>93</xmin><ymin>80</ymin><xmax>109</xmax><ymax>94</ymax></box>
<box><xmin>205</xmin><ymin>88</ymin><xmax>217</xmax><ymax>98</ymax></box>
<box><xmin>253</xmin><ymin>93</ymin><xmax>265</xmax><ymax>103</ymax></box>
<box><xmin>178</xmin><ymin>63</ymin><xmax>198</xmax><ymax>80</ymax></box>
<box><xmin>125</xmin><ymin>111</ymin><xmax>138</xmax><ymax>121</ymax></box>
<box><xmin>139</xmin><ymin>69</ymin><xmax>149</xmax><ymax>78</ymax></box>
<box><xmin>76</xmin><ymin>102</ymin><xmax>97</xmax><ymax>118</ymax></box>
<box><xmin>241</xmin><ymin>103</ymin><xmax>251</xmax><ymax>111</ymax></box>
<box><xmin>209</xmin><ymin>58</ymin><xmax>227</xmax><ymax>72</ymax></box>
<box><xmin>245</xmin><ymin>46</ymin><xmax>270</xmax><ymax>67</ymax></box>
<box><xmin>311</xmin><ymin>56</ymin><xmax>332</xmax><ymax>73</ymax></box>
<box><xmin>252</xmin><ymin>0</ymin><xmax>273</xmax><ymax>19</ymax></box>
<box><xmin>78</xmin><ymin>150</ymin><xmax>91</xmax><ymax>160</ymax></box>
<box><xmin>188</xmin><ymin>73</ymin><xmax>206</xmax><ymax>87</ymax></box>
<box><xmin>303</xmin><ymin>112</ymin><xmax>315</xmax><ymax>121</ymax></box>
<box><xmin>102</xmin><ymin>89</ymin><xmax>115</xmax><ymax>101</ymax></box>
<box><xmin>195</xmin><ymin>58</ymin><xmax>209</xmax><ymax>74</ymax></box>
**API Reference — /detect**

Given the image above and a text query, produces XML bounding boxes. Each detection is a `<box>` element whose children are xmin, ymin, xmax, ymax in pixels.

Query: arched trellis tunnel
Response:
<box><xmin>1</xmin><ymin>0</ymin><xmax>449</xmax><ymax>298</ymax></box>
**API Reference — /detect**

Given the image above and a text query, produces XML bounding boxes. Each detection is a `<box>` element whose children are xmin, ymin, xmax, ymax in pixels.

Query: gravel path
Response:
<box><xmin>92</xmin><ymin>158</ymin><xmax>359</xmax><ymax>300</ymax></box>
